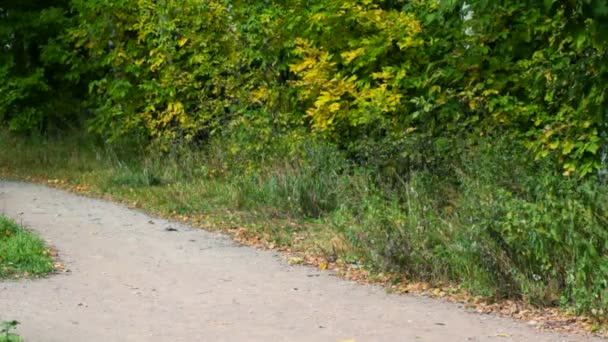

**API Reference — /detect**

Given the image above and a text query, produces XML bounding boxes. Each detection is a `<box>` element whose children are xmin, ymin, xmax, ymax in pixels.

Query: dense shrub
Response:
<box><xmin>334</xmin><ymin>139</ymin><xmax>608</xmax><ymax>314</ymax></box>
<box><xmin>3</xmin><ymin>0</ymin><xmax>607</xmax><ymax>174</ymax></box>
<box><xmin>0</xmin><ymin>0</ymin><xmax>81</xmax><ymax>132</ymax></box>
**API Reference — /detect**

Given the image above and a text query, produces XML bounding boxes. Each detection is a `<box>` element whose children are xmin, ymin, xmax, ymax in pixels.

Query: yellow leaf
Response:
<box><xmin>429</xmin><ymin>85</ymin><xmax>442</xmax><ymax>94</ymax></box>
<box><xmin>328</xmin><ymin>102</ymin><xmax>341</xmax><ymax>113</ymax></box>
<box><xmin>290</xmin><ymin>57</ymin><xmax>316</xmax><ymax>73</ymax></box>
<box><xmin>251</xmin><ymin>87</ymin><xmax>267</xmax><ymax>103</ymax></box>
<box><xmin>288</xmin><ymin>257</ymin><xmax>303</xmax><ymax>265</ymax></box>
<box><xmin>178</xmin><ymin>37</ymin><xmax>189</xmax><ymax>47</ymax></box>
<box><xmin>548</xmin><ymin>141</ymin><xmax>559</xmax><ymax>150</ymax></box>
<box><xmin>371</xmin><ymin>71</ymin><xmax>393</xmax><ymax>80</ymax></box>
<box><xmin>469</xmin><ymin>99</ymin><xmax>477</xmax><ymax>110</ymax></box>
<box><xmin>562</xmin><ymin>140</ymin><xmax>575</xmax><ymax>155</ymax></box>
<box><xmin>341</xmin><ymin>48</ymin><xmax>365</xmax><ymax>64</ymax></box>
<box><xmin>314</xmin><ymin>91</ymin><xmax>335</xmax><ymax>109</ymax></box>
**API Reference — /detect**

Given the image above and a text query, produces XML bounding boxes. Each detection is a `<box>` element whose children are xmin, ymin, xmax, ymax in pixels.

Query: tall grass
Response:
<box><xmin>1</xmin><ymin>131</ymin><xmax>607</xmax><ymax>317</ymax></box>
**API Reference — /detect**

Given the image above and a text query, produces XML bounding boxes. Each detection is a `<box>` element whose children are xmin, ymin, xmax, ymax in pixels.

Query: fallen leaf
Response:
<box><xmin>288</xmin><ymin>257</ymin><xmax>303</xmax><ymax>265</ymax></box>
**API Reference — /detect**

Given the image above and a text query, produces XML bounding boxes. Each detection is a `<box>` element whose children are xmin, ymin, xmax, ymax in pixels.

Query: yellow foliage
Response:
<box><xmin>341</xmin><ymin>48</ymin><xmax>366</xmax><ymax>64</ymax></box>
<box><xmin>290</xmin><ymin>0</ymin><xmax>421</xmax><ymax>134</ymax></box>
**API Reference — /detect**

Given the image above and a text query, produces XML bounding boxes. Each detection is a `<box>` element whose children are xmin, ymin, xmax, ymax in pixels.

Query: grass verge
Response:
<box><xmin>0</xmin><ymin>321</ymin><xmax>21</xmax><ymax>342</ymax></box>
<box><xmin>0</xmin><ymin>215</ymin><xmax>54</xmax><ymax>279</ymax></box>
<box><xmin>0</xmin><ymin>131</ymin><xmax>606</xmax><ymax>335</ymax></box>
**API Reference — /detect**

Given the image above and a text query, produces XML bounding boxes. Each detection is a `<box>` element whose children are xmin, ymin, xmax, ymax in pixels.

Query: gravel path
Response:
<box><xmin>0</xmin><ymin>181</ymin><xmax>602</xmax><ymax>342</ymax></box>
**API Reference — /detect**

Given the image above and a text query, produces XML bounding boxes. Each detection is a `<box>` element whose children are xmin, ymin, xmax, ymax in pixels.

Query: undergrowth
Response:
<box><xmin>1</xmin><ymin>131</ymin><xmax>607</xmax><ymax>319</ymax></box>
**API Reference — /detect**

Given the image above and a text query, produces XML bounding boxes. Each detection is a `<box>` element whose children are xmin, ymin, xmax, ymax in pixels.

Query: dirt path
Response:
<box><xmin>0</xmin><ymin>181</ymin><xmax>602</xmax><ymax>342</ymax></box>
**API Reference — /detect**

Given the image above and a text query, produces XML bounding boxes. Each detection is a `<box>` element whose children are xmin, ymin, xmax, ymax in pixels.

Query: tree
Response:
<box><xmin>0</xmin><ymin>0</ymin><xmax>80</xmax><ymax>133</ymax></box>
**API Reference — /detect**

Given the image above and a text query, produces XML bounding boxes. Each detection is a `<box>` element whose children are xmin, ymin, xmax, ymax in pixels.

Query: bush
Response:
<box><xmin>336</xmin><ymin>139</ymin><xmax>608</xmax><ymax>315</ymax></box>
<box><xmin>453</xmin><ymin>144</ymin><xmax>608</xmax><ymax>312</ymax></box>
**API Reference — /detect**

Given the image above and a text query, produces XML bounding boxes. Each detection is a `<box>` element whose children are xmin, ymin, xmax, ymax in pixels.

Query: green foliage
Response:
<box><xmin>3</xmin><ymin>129</ymin><xmax>608</xmax><ymax>316</ymax></box>
<box><xmin>441</xmin><ymin>0</ymin><xmax>608</xmax><ymax>176</ymax></box>
<box><xmin>0</xmin><ymin>1</ymin><xmax>81</xmax><ymax>133</ymax></box>
<box><xmin>66</xmin><ymin>0</ymin><xmax>237</xmax><ymax>145</ymax></box>
<box><xmin>2</xmin><ymin>0</ymin><xmax>607</xmax><ymax>174</ymax></box>
<box><xmin>230</xmin><ymin>140</ymin><xmax>347</xmax><ymax>218</ymax></box>
<box><xmin>452</xmin><ymin>142</ymin><xmax>608</xmax><ymax>311</ymax></box>
<box><xmin>2</xmin><ymin>0</ymin><xmax>608</xmax><ymax>318</ymax></box>
<box><xmin>288</xmin><ymin>0</ymin><xmax>608</xmax><ymax>176</ymax></box>
<box><xmin>63</xmin><ymin>0</ymin><xmax>301</xmax><ymax>150</ymax></box>
<box><xmin>0</xmin><ymin>215</ymin><xmax>54</xmax><ymax>278</ymax></box>
<box><xmin>0</xmin><ymin>320</ymin><xmax>21</xmax><ymax>342</ymax></box>
<box><xmin>290</xmin><ymin>1</ymin><xmax>423</xmax><ymax>133</ymax></box>
<box><xmin>333</xmin><ymin>138</ymin><xmax>608</xmax><ymax>314</ymax></box>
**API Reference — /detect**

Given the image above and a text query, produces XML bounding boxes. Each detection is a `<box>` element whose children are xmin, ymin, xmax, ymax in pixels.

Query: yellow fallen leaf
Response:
<box><xmin>178</xmin><ymin>37</ymin><xmax>189</xmax><ymax>47</ymax></box>
<box><xmin>288</xmin><ymin>257</ymin><xmax>303</xmax><ymax>265</ymax></box>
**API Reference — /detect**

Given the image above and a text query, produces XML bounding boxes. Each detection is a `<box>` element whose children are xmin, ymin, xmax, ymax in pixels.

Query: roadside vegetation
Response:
<box><xmin>0</xmin><ymin>214</ymin><xmax>54</xmax><ymax>279</ymax></box>
<box><xmin>2</xmin><ymin>132</ymin><xmax>608</xmax><ymax>324</ymax></box>
<box><xmin>1</xmin><ymin>0</ymin><xmax>607</xmax><ymax>324</ymax></box>
<box><xmin>0</xmin><ymin>321</ymin><xmax>21</xmax><ymax>342</ymax></box>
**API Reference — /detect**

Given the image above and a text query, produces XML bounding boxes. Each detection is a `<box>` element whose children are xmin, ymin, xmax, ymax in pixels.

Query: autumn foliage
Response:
<box><xmin>2</xmin><ymin>0</ymin><xmax>608</xmax><ymax>317</ymax></box>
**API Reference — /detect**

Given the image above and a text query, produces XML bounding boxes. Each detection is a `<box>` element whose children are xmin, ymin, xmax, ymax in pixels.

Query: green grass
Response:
<box><xmin>1</xmin><ymin>131</ymin><xmax>608</xmax><ymax>321</ymax></box>
<box><xmin>0</xmin><ymin>215</ymin><xmax>54</xmax><ymax>279</ymax></box>
<box><xmin>0</xmin><ymin>321</ymin><xmax>21</xmax><ymax>342</ymax></box>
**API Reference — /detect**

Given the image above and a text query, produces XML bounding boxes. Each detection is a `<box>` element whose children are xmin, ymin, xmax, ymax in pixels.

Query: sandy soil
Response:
<box><xmin>0</xmin><ymin>181</ymin><xmax>602</xmax><ymax>342</ymax></box>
